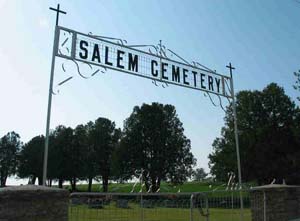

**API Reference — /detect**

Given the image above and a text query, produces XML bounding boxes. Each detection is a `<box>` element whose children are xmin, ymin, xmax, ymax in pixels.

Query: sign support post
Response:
<box><xmin>42</xmin><ymin>5</ymin><xmax>240</xmax><ymax>191</ymax></box>
<box><xmin>227</xmin><ymin>62</ymin><xmax>244</xmax><ymax>221</ymax></box>
<box><xmin>43</xmin><ymin>4</ymin><xmax>66</xmax><ymax>186</ymax></box>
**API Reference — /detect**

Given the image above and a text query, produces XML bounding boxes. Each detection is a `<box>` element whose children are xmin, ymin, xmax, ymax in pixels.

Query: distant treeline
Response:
<box><xmin>0</xmin><ymin>103</ymin><xmax>196</xmax><ymax>192</ymax></box>
<box><xmin>2</xmin><ymin>83</ymin><xmax>298</xmax><ymax>190</ymax></box>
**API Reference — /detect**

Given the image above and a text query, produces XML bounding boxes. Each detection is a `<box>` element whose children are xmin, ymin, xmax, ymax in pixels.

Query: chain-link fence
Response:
<box><xmin>204</xmin><ymin>190</ymin><xmax>252</xmax><ymax>221</ymax></box>
<box><xmin>69</xmin><ymin>191</ymin><xmax>251</xmax><ymax>221</ymax></box>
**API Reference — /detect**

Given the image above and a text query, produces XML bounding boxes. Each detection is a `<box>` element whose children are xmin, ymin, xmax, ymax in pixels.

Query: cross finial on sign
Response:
<box><xmin>49</xmin><ymin>4</ymin><xmax>67</xmax><ymax>26</ymax></box>
<box><xmin>226</xmin><ymin>62</ymin><xmax>235</xmax><ymax>77</ymax></box>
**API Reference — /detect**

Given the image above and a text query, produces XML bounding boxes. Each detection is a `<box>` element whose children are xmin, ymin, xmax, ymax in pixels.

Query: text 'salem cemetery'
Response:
<box><xmin>57</xmin><ymin>27</ymin><xmax>231</xmax><ymax>98</ymax></box>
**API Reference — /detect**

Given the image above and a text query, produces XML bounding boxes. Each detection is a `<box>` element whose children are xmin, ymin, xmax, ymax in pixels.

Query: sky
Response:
<box><xmin>1</xmin><ymin>0</ymin><xmax>300</xmax><ymax>184</ymax></box>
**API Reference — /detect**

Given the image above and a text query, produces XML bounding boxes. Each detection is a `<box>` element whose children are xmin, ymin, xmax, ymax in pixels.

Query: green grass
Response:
<box><xmin>68</xmin><ymin>181</ymin><xmax>251</xmax><ymax>200</ymax></box>
<box><xmin>68</xmin><ymin>203</ymin><xmax>252</xmax><ymax>221</ymax></box>
<box><xmin>72</xmin><ymin>181</ymin><xmax>227</xmax><ymax>193</ymax></box>
<box><xmin>67</xmin><ymin>182</ymin><xmax>251</xmax><ymax>220</ymax></box>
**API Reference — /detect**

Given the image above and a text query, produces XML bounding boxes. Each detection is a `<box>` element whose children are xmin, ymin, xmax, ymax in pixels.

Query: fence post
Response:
<box><xmin>190</xmin><ymin>194</ymin><xmax>194</xmax><ymax>221</ymax></box>
<box><xmin>205</xmin><ymin>193</ymin><xmax>210</xmax><ymax>221</ymax></box>
<box><xmin>263</xmin><ymin>191</ymin><xmax>266</xmax><ymax>221</ymax></box>
<box><xmin>231</xmin><ymin>191</ymin><xmax>234</xmax><ymax>221</ymax></box>
<box><xmin>140</xmin><ymin>192</ymin><xmax>144</xmax><ymax>221</ymax></box>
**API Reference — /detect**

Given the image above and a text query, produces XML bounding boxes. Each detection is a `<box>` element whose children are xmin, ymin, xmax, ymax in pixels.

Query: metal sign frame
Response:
<box><xmin>44</xmin><ymin>4</ymin><xmax>244</xmax><ymax>221</ymax></box>
<box><xmin>55</xmin><ymin>26</ymin><xmax>233</xmax><ymax>99</ymax></box>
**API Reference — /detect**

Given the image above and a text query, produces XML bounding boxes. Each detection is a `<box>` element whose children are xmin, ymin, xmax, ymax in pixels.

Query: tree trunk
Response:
<box><xmin>0</xmin><ymin>175</ymin><xmax>7</xmax><ymax>187</ymax></box>
<box><xmin>58</xmin><ymin>179</ymin><xmax>63</xmax><ymax>188</ymax></box>
<box><xmin>38</xmin><ymin>177</ymin><xmax>43</xmax><ymax>185</ymax></box>
<box><xmin>151</xmin><ymin>178</ymin><xmax>156</xmax><ymax>192</ymax></box>
<box><xmin>102</xmin><ymin>176</ymin><xmax>109</xmax><ymax>192</ymax></box>
<box><xmin>0</xmin><ymin>170</ymin><xmax>7</xmax><ymax>187</ymax></box>
<box><xmin>88</xmin><ymin>177</ymin><xmax>93</xmax><ymax>192</ymax></box>
<box><xmin>71</xmin><ymin>177</ymin><xmax>76</xmax><ymax>191</ymax></box>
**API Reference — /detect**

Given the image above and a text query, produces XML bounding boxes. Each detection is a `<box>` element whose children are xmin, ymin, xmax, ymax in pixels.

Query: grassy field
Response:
<box><xmin>69</xmin><ymin>203</ymin><xmax>252</xmax><ymax>221</ymax></box>
<box><xmin>71</xmin><ymin>181</ymin><xmax>229</xmax><ymax>193</ymax></box>
<box><xmin>68</xmin><ymin>181</ymin><xmax>251</xmax><ymax>221</ymax></box>
<box><xmin>68</xmin><ymin>181</ymin><xmax>251</xmax><ymax>200</ymax></box>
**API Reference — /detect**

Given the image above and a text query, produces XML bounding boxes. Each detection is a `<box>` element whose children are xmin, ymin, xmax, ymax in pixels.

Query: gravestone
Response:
<box><xmin>88</xmin><ymin>198</ymin><xmax>103</xmax><ymax>209</ymax></box>
<box><xmin>250</xmin><ymin>184</ymin><xmax>300</xmax><ymax>221</ymax></box>
<box><xmin>142</xmin><ymin>200</ymin><xmax>154</xmax><ymax>208</ymax></box>
<box><xmin>0</xmin><ymin>185</ymin><xmax>69</xmax><ymax>221</ymax></box>
<box><xmin>116</xmin><ymin>199</ymin><xmax>129</xmax><ymax>208</ymax></box>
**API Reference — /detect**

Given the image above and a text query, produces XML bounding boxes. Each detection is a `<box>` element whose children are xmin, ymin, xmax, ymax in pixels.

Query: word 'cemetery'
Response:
<box><xmin>57</xmin><ymin>27</ymin><xmax>231</xmax><ymax>97</ymax></box>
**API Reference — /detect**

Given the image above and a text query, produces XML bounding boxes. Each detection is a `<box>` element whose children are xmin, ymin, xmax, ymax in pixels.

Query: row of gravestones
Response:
<box><xmin>71</xmin><ymin>197</ymin><xmax>192</xmax><ymax>209</ymax></box>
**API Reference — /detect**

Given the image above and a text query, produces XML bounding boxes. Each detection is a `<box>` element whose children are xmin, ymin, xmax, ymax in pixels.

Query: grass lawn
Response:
<box><xmin>69</xmin><ymin>182</ymin><xmax>251</xmax><ymax>200</ymax></box>
<box><xmin>69</xmin><ymin>203</ymin><xmax>251</xmax><ymax>221</ymax></box>
<box><xmin>72</xmin><ymin>181</ymin><xmax>229</xmax><ymax>193</ymax></box>
<box><xmin>68</xmin><ymin>181</ymin><xmax>251</xmax><ymax>221</ymax></box>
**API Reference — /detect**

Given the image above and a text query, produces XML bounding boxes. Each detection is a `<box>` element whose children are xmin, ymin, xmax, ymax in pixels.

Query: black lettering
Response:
<box><xmin>105</xmin><ymin>46</ymin><xmax>113</xmax><ymax>66</ymax></box>
<box><xmin>208</xmin><ymin>76</ymin><xmax>214</xmax><ymax>91</ymax></box>
<box><xmin>161</xmin><ymin>62</ymin><xmax>168</xmax><ymax>80</ymax></box>
<box><xmin>215</xmin><ymin>78</ymin><xmax>221</xmax><ymax>93</ymax></box>
<box><xmin>183</xmin><ymin>69</ymin><xmax>189</xmax><ymax>85</ymax></box>
<box><xmin>200</xmin><ymin>73</ymin><xmax>206</xmax><ymax>89</ymax></box>
<box><xmin>192</xmin><ymin>71</ymin><xmax>197</xmax><ymax>87</ymax></box>
<box><xmin>128</xmin><ymin>53</ymin><xmax>138</xmax><ymax>72</ymax></box>
<box><xmin>92</xmin><ymin>44</ymin><xmax>101</xmax><ymax>63</ymax></box>
<box><xmin>151</xmin><ymin>60</ymin><xmax>158</xmax><ymax>77</ymax></box>
<box><xmin>79</xmin><ymin>40</ymin><xmax>88</xmax><ymax>59</ymax></box>
<box><xmin>117</xmin><ymin>50</ymin><xmax>125</xmax><ymax>69</ymax></box>
<box><xmin>172</xmin><ymin>65</ymin><xmax>180</xmax><ymax>82</ymax></box>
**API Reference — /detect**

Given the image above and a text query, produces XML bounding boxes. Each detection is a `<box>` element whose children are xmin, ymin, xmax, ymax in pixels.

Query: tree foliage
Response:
<box><xmin>18</xmin><ymin>135</ymin><xmax>44</xmax><ymax>185</ymax></box>
<box><xmin>84</xmin><ymin>121</ymin><xmax>98</xmax><ymax>192</ymax></box>
<box><xmin>0</xmin><ymin>131</ymin><xmax>21</xmax><ymax>187</ymax></box>
<box><xmin>192</xmin><ymin>168</ymin><xmax>208</xmax><ymax>182</ymax></box>
<box><xmin>209</xmin><ymin>83</ymin><xmax>300</xmax><ymax>184</ymax></box>
<box><xmin>119</xmin><ymin>103</ymin><xmax>196</xmax><ymax>192</ymax></box>
<box><xmin>293</xmin><ymin>70</ymin><xmax>300</xmax><ymax>102</ymax></box>
<box><xmin>5</xmin><ymin>103</ymin><xmax>195</xmax><ymax>191</ymax></box>
<box><xmin>88</xmin><ymin>118</ymin><xmax>121</xmax><ymax>192</ymax></box>
<box><xmin>51</xmin><ymin>126</ymin><xmax>74</xmax><ymax>188</ymax></box>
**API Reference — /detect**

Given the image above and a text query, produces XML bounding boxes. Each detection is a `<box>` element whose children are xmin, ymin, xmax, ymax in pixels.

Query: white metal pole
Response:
<box><xmin>190</xmin><ymin>194</ymin><xmax>194</xmax><ymax>221</ymax></box>
<box><xmin>140</xmin><ymin>168</ymin><xmax>144</xmax><ymax>221</ymax></box>
<box><xmin>229</xmin><ymin>63</ymin><xmax>244</xmax><ymax>221</ymax></box>
<box><xmin>42</xmin><ymin>26</ymin><xmax>59</xmax><ymax>186</ymax></box>
<box><xmin>263</xmin><ymin>191</ymin><xmax>266</xmax><ymax>221</ymax></box>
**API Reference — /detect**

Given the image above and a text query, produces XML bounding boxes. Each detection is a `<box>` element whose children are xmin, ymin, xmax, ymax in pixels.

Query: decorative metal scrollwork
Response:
<box><xmin>55</xmin><ymin>29</ymin><xmax>232</xmax><ymax>112</ymax></box>
<box><xmin>88</xmin><ymin>32</ymin><xmax>128</xmax><ymax>46</ymax></box>
<box><xmin>58</xmin><ymin>30</ymin><xmax>72</xmax><ymax>57</ymax></box>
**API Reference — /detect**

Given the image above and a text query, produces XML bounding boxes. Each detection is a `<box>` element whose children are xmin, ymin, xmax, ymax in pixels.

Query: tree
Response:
<box><xmin>68</xmin><ymin>124</ymin><xmax>88</xmax><ymax>191</ymax></box>
<box><xmin>89</xmin><ymin>117</ymin><xmax>121</xmax><ymax>192</ymax></box>
<box><xmin>209</xmin><ymin>83</ymin><xmax>300</xmax><ymax>184</ymax></box>
<box><xmin>192</xmin><ymin>168</ymin><xmax>208</xmax><ymax>182</ymax></box>
<box><xmin>0</xmin><ymin>131</ymin><xmax>21</xmax><ymax>187</ymax></box>
<box><xmin>47</xmin><ymin>133</ymin><xmax>57</xmax><ymax>186</ymax></box>
<box><xmin>84</xmin><ymin>121</ymin><xmax>98</xmax><ymax>192</ymax></box>
<box><xmin>293</xmin><ymin>70</ymin><xmax>300</xmax><ymax>102</ymax></box>
<box><xmin>37</xmin><ymin>124</ymin><xmax>91</xmax><ymax>190</ymax></box>
<box><xmin>119</xmin><ymin>102</ymin><xmax>196</xmax><ymax>192</ymax></box>
<box><xmin>50</xmin><ymin>125</ymin><xmax>74</xmax><ymax>188</ymax></box>
<box><xmin>18</xmin><ymin>135</ymin><xmax>44</xmax><ymax>185</ymax></box>
<box><xmin>111</xmin><ymin>141</ymin><xmax>132</xmax><ymax>183</ymax></box>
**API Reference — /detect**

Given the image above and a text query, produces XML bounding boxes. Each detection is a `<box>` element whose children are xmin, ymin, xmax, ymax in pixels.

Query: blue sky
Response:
<box><xmin>1</xmin><ymin>0</ymin><xmax>299</xmax><ymax>182</ymax></box>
